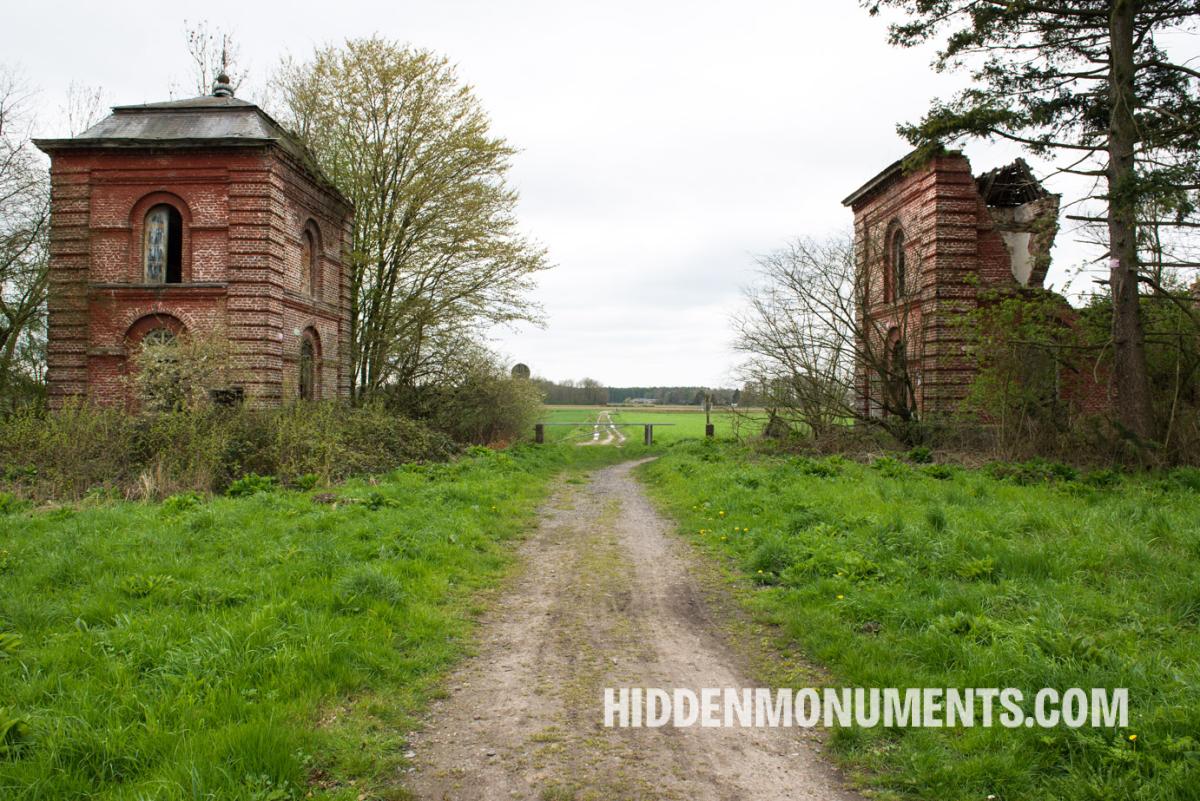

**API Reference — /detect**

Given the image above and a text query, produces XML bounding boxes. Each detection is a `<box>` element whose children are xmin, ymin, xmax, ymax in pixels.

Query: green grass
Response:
<box><xmin>0</xmin><ymin>443</ymin><xmax>637</xmax><ymax>800</ymax></box>
<box><xmin>539</xmin><ymin>406</ymin><xmax>765</xmax><ymax>445</ymax></box>
<box><xmin>8</xmin><ymin>414</ymin><xmax>1197</xmax><ymax>800</ymax></box>
<box><xmin>639</xmin><ymin>441</ymin><xmax>1200</xmax><ymax>801</ymax></box>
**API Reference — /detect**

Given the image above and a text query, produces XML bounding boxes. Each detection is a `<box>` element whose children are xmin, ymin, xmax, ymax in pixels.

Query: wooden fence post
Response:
<box><xmin>535</xmin><ymin>423</ymin><xmax>544</xmax><ymax>444</ymax></box>
<box><xmin>643</xmin><ymin>424</ymin><xmax>653</xmax><ymax>445</ymax></box>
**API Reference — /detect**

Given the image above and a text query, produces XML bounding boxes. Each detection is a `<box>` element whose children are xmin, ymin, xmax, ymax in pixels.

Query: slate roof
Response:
<box><xmin>37</xmin><ymin>94</ymin><xmax>304</xmax><ymax>157</ymax></box>
<box><xmin>34</xmin><ymin>89</ymin><xmax>348</xmax><ymax>206</ymax></box>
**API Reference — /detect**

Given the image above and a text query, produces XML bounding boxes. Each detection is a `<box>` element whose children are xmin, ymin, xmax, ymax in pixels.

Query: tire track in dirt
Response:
<box><xmin>401</xmin><ymin>459</ymin><xmax>863</xmax><ymax>800</ymax></box>
<box><xmin>577</xmin><ymin>411</ymin><xmax>623</xmax><ymax>447</ymax></box>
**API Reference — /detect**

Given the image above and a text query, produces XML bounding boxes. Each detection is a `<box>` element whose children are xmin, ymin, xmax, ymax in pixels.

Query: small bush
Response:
<box><xmin>399</xmin><ymin>357</ymin><xmax>543</xmax><ymax>445</ymax></box>
<box><xmin>1082</xmin><ymin>468</ymin><xmax>1122</xmax><ymax>489</ymax></box>
<box><xmin>292</xmin><ymin>473</ymin><xmax>320</xmax><ymax>491</ymax></box>
<box><xmin>984</xmin><ymin>458</ymin><xmax>1078</xmax><ymax>485</ymax></box>
<box><xmin>872</xmin><ymin>457</ymin><xmax>909</xmax><ymax>478</ymax></box>
<box><xmin>161</xmin><ymin>492</ymin><xmax>203</xmax><ymax>515</ymax></box>
<box><xmin>225</xmin><ymin>474</ymin><xmax>277</xmax><ymax>498</ymax></box>
<box><xmin>127</xmin><ymin>328</ymin><xmax>232</xmax><ymax>413</ymax></box>
<box><xmin>1163</xmin><ymin>467</ymin><xmax>1200</xmax><ymax>492</ymax></box>
<box><xmin>907</xmin><ymin>446</ymin><xmax>934</xmax><ymax>464</ymax></box>
<box><xmin>921</xmin><ymin>464</ymin><xmax>955</xmax><ymax>481</ymax></box>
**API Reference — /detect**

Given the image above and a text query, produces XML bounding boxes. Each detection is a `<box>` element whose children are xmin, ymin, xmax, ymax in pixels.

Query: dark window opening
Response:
<box><xmin>891</xmin><ymin>229</ymin><xmax>906</xmax><ymax>299</ymax></box>
<box><xmin>145</xmin><ymin>205</ymin><xmax>183</xmax><ymax>284</ymax></box>
<box><xmin>302</xmin><ymin>228</ymin><xmax>319</xmax><ymax>295</ymax></box>
<box><xmin>299</xmin><ymin>337</ymin><xmax>315</xmax><ymax>401</ymax></box>
<box><xmin>888</xmin><ymin>335</ymin><xmax>909</xmax><ymax>414</ymax></box>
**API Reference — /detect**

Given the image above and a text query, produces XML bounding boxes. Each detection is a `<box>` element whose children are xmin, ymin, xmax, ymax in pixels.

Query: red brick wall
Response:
<box><xmin>850</xmin><ymin>154</ymin><xmax>988</xmax><ymax>417</ymax></box>
<box><xmin>848</xmin><ymin>152</ymin><xmax>1111</xmax><ymax>423</ymax></box>
<box><xmin>43</xmin><ymin>145</ymin><xmax>352</xmax><ymax>408</ymax></box>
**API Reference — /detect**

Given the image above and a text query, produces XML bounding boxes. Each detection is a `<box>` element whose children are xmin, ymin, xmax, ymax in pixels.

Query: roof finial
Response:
<box><xmin>212</xmin><ymin>73</ymin><xmax>234</xmax><ymax>98</ymax></box>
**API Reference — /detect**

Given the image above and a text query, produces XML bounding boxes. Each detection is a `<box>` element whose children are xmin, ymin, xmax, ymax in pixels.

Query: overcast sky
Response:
<box><xmin>5</xmin><ymin>0</ymin><xmax>1134</xmax><ymax>386</ymax></box>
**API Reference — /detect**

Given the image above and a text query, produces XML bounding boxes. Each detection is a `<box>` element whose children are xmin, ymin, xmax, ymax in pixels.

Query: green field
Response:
<box><xmin>639</xmin><ymin>442</ymin><xmax>1200</xmax><ymax>800</ymax></box>
<box><xmin>0</xmin><ymin>444</ymin><xmax>634</xmax><ymax>800</ymax></box>
<box><xmin>539</xmin><ymin>405</ymin><xmax>765</xmax><ymax>444</ymax></box>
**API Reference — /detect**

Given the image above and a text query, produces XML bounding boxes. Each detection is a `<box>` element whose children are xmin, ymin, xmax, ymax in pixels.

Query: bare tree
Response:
<box><xmin>0</xmin><ymin>67</ymin><xmax>50</xmax><ymax>407</ymax></box>
<box><xmin>62</xmin><ymin>81</ymin><xmax>106</xmax><ymax>136</ymax></box>
<box><xmin>733</xmin><ymin>232</ymin><xmax>924</xmax><ymax>444</ymax></box>
<box><xmin>183</xmin><ymin>20</ymin><xmax>246</xmax><ymax>95</ymax></box>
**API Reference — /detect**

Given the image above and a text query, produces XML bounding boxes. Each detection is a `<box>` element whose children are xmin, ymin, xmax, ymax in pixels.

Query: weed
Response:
<box><xmin>161</xmin><ymin>491</ymin><xmax>203</xmax><ymax>515</ymax></box>
<box><xmin>921</xmin><ymin>464</ymin><xmax>955</xmax><ymax>480</ymax></box>
<box><xmin>985</xmin><ymin>458</ymin><xmax>1078</xmax><ymax>485</ymax></box>
<box><xmin>226</xmin><ymin>473</ymin><xmax>277</xmax><ymax>498</ymax></box>
<box><xmin>0</xmin><ymin>492</ymin><xmax>23</xmax><ymax>515</ymax></box>
<box><xmin>0</xmin><ymin>711</ymin><xmax>32</xmax><ymax>758</ymax></box>
<box><xmin>0</xmin><ymin>632</ymin><xmax>21</xmax><ymax>659</ymax></box>
<box><xmin>871</xmin><ymin>457</ymin><xmax>909</xmax><ymax>478</ymax></box>
<box><xmin>119</xmin><ymin>573</ymin><xmax>177</xmax><ymax>598</ymax></box>
<box><xmin>907</xmin><ymin>446</ymin><xmax>933</xmax><ymax>464</ymax></box>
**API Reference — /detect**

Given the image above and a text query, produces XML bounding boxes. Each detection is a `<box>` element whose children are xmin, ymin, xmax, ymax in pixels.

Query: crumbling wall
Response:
<box><xmin>987</xmin><ymin>194</ymin><xmax>1060</xmax><ymax>288</ymax></box>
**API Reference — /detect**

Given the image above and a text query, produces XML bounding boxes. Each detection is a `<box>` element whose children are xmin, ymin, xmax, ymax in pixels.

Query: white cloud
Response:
<box><xmin>8</xmin><ymin>0</ymin><xmax>1172</xmax><ymax>386</ymax></box>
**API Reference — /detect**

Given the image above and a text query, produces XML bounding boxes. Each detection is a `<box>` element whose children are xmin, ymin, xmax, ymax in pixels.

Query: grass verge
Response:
<box><xmin>0</xmin><ymin>443</ymin><xmax>640</xmax><ymax>800</ymax></box>
<box><xmin>638</xmin><ymin>440</ymin><xmax>1200</xmax><ymax>801</ymax></box>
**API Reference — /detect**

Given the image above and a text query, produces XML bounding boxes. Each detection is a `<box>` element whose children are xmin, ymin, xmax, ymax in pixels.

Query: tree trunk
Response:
<box><xmin>1107</xmin><ymin>0</ymin><xmax>1155</xmax><ymax>441</ymax></box>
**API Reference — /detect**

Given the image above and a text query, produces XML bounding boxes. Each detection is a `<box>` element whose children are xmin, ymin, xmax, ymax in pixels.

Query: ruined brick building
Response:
<box><xmin>34</xmin><ymin>76</ymin><xmax>352</xmax><ymax>407</ymax></box>
<box><xmin>842</xmin><ymin>150</ymin><xmax>1083</xmax><ymax>418</ymax></box>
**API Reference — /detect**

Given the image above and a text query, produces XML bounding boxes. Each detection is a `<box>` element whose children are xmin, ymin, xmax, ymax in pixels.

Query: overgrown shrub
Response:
<box><xmin>0</xmin><ymin>403</ymin><xmax>141</xmax><ymax>498</ymax></box>
<box><xmin>127</xmin><ymin>329</ymin><xmax>232</xmax><ymax>412</ymax></box>
<box><xmin>402</xmin><ymin>362</ymin><xmax>543</xmax><ymax>445</ymax></box>
<box><xmin>962</xmin><ymin>288</ymin><xmax>1082</xmax><ymax>458</ymax></box>
<box><xmin>0</xmin><ymin>401</ymin><xmax>455</xmax><ymax>501</ymax></box>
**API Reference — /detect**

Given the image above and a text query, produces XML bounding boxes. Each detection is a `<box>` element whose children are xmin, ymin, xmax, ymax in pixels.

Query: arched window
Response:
<box><xmin>144</xmin><ymin>205</ymin><xmax>183</xmax><ymax>284</ymax></box>
<box><xmin>299</xmin><ymin>329</ymin><xmax>320</xmax><ymax>400</ymax></box>
<box><xmin>890</xmin><ymin>228</ymin><xmax>907</xmax><ymax>299</ymax></box>
<box><xmin>886</xmin><ymin>329</ymin><xmax>910</xmax><ymax>415</ymax></box>
<box><xmin>142</xmin><ymin>327</ymin><xmax>177</xmax><ymax>348</ymax></box>
<box><xmin>301</xmin><ymin>223</ymin><xmax>320</xmax><ymax>296</ymax></box>
<box><xmin>126</xmin><ymin>313</ymin><xmax>185</xmax><ymax>347</ymax></box>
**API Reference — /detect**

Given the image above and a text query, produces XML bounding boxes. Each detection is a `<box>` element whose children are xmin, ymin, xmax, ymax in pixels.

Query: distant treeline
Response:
<box><xmin>532</xmin><ymin>378</ymin><xmax>749</xmax><ymax>406</ymax></box>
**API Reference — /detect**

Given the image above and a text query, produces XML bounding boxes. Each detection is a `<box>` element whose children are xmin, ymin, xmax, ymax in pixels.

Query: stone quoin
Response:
<box><xmin>34</xmin><ymin>74</ymin><xmax>353</xmax><ymax>408</ymax></box>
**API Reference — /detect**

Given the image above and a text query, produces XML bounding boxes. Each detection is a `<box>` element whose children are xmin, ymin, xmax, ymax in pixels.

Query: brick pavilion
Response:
<box><xmin>34</xmin><ymin>75</ymin><xmax>352</xmax><ymax>407</ymax></box>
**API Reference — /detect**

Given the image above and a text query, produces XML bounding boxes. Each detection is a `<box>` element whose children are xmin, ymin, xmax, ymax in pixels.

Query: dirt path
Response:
<box><xmin>577</xmin><ymin>411</ymin><xmax>625</xmax><ymax>447</ymax></box>
<box><xmin>401</xmin><ymin>460</ymin><xmax>862</xmax><ymax>801</ymax></box>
